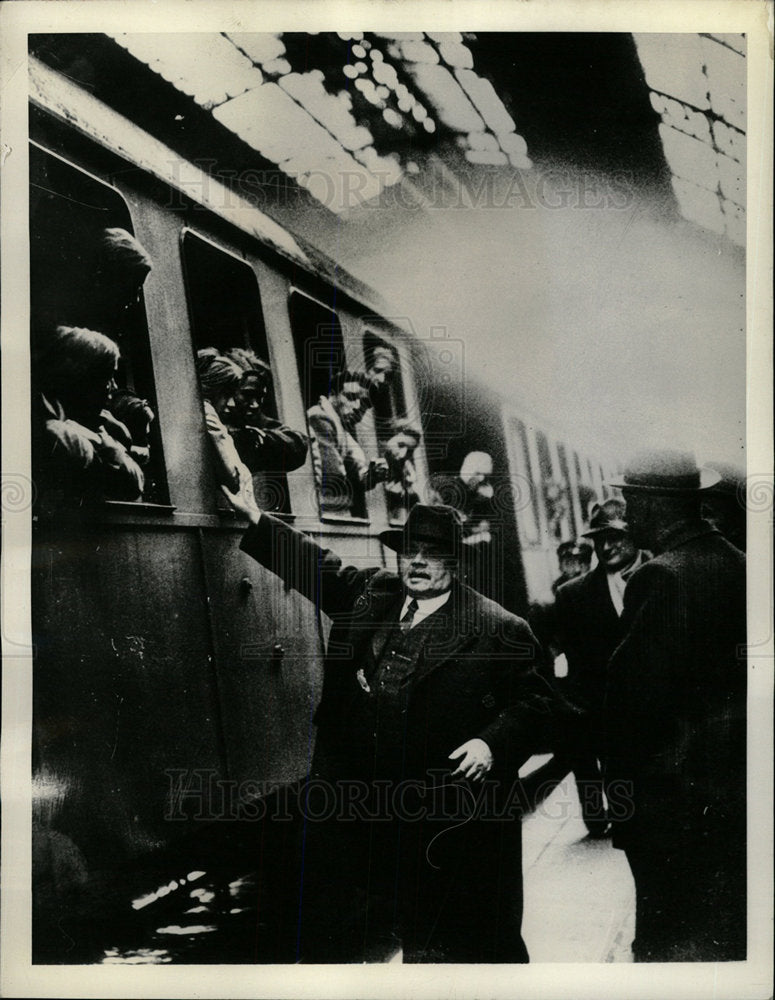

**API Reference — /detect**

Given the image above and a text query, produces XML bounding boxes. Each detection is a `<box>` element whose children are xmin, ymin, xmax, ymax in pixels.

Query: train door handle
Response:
<box><xmin>271</xmin><ymin>643</ymin><xmax>285</xmax><ymax>670</ymax></box>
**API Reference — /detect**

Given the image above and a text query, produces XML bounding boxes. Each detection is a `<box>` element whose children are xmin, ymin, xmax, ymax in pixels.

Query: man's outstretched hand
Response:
<box><xmin>221</xmin><ymin>465</ymin><xmax>262</xmax><ymax>524</ymax></box>
<box><xmin>449</xmin><ymin>739</ymin><xmax>493</xmax><ymax>782</ymax></box>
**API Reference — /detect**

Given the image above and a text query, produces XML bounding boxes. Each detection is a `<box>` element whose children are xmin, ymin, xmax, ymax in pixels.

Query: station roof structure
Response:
<box><xmin>31</xmin><ymin>31</ymin><xmax>746</xmax><ymax>247</ymax></box>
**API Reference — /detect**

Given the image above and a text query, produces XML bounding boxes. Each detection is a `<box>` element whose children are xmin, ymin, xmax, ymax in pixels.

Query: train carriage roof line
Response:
<box><xmin>30</xmin><ymin>54</ymin><xmax>396</xmax><ymax>322</ymax></box>
<box><xmin>29</xmin><ymin>55</ymin><xmax>307</xmax><ymax>262</ymax></box>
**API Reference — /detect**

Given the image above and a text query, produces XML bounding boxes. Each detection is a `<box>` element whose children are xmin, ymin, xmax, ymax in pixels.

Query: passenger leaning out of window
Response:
<box><xmin>109</xmin><ymin>389</ymin><xmax>156</xmax><ymax>468</ymax></box>
<box><xmin>196</xmin><ymin>349</ymin><xmax>251</xmax><ymax>493</ymax></box>
<box><xmin>197</xmin><ymin>348</ymin><xmax>308</xmax><ymax>495</ymax></box>
<box><xmin>89</xmin><ymin>227</ymin><xmax>153</xmax><ymax>344</ymax></box>
<box><xmin>383</xmin><ymin>419</ymin><xmax>422</xmax><ymax>521</ymax></box>
<box><xmin>224</xmin><ymin>348</ymin><xmax>308</xmax><ymax>474</ymax></box>
<box><xmin>307</xmin><ymin>369</ymin><xmax>389</xmax><ymax>515</ymax></box>
<box><xmin>34</xmin><ymin>325</ymin><xmax>145</xmax><ymax>506</ymax></box>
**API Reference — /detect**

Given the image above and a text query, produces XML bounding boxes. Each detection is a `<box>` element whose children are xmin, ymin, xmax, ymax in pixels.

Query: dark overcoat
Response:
<box><xmin>555</xmin><ymin>563</ymin><xmax>625</xmax><ymax>715</ymax></box>
<box><xmin>241</xmin><ymin>513</ymin><xmax>558</xmax><ymax>962</ymax></box>
<box><xmin>604</xmin><ymin>519</ymin><xmax>746</xmax><ymax>959</ymax></box>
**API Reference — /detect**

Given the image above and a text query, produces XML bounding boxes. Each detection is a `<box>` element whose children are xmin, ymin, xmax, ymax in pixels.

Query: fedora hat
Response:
<box><xmin>582</xmin><ymin>498</ymin><xmax>629</xmax><ymax>536</ymax></box>
<box><xmin>612</xmin><ymin>449</ymin><xmax>721</xmax><ymax>494</ymax></box>
<box><xmin>380</xmin><ymin>504</ymin><xmax>464</xmax><ymax>556</ymax></box>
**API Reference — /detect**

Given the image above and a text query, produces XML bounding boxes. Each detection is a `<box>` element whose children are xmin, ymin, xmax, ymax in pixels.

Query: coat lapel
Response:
<box><xmin>346</xmin><ymin>581</ymin><xmax>481</xmax><ymax>691</ymax></box>
<box><xmin>410</xmin><ymin>584</ymin><xmax>480</xmax><ymax>688</ymax></box>
<box><xmin>368</xmin><ymin>594</ymin><xmax>403</xmax><ymax>664</ymax></box>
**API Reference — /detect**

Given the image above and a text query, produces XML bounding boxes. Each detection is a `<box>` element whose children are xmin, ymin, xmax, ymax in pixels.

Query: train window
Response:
<box><xmin>536</xmin><ymin>430</ymin><xmax>569</xmax><ymax>542</ymax></box>
<box><xmin>508</xmin><ymin>418</ymin><xmax>540</xmax><ymax>545</ymax></box>
<box><xmin>556</xmin><ymin>443</ymin><xmax>577</xmax><ymax>537</ymax></box>
<box><xmin>509</xmin><ymin>417</ymin><xmax>541</xmax><ymax>545</ymax></box>
<box><xmin>362</xmin><ymin>332</ymin><xmax>419</xmax><ymax>524</ymax></box>
<box><xmin>363</xmin><ymin>332</ymin><xmax>404</xmax><ymax>425</ymax></box>
<box><xmin>574</xmin><ymin>450</ymin><xmax>597</xmax><ymax>524</ymax></box>
<box><xmin>181</xmin><ymin>230</ymin><xmax>296</xmax><ymax>514</ymax></box>
<box><xmin>288</xmin><ymin>289</ymin><xmax>373</xmax><ymax>520</ymax></box>
<box><xmin>288</xmin><ymin>290</ymin><xmax>346</xmax><ymax>409</ymax></box>
<box><xmin>599</xmin><ymin>464</ymin><xmax>609</xmax><ymax>498</ymax></box>
<box><xmin>30</xmin><ymin>143</ymin><xmax>168</xmax><ymax>509</ymax></box>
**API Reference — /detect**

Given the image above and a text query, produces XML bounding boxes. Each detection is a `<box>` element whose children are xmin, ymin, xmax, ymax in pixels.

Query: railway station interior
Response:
<box><xmin>7</xmin><ymin>24</ymin><xmax>760</xmax><ymax>974</ymax></box>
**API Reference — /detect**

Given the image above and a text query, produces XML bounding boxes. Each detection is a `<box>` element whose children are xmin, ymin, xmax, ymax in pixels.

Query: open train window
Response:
<box><xmin>363</xmin><ymin>332</ymin><xmax>404</xmax><ymax>426</ymax></box>
<box><xmin>288</xmin><ymin>289</ymin><xmax>373</xmax><ymax>520</ymax></box>
<box><xmin>29</xmin><ymin>143</ymin><xmax>168</xmax><ymax>509</ymax></box>
<box><xmin>288</xmin><ymin>290</ymin><xmax>346</xmax><ymax>410</ymax></box>
<box><xmin>362</xmin><ymin>332</ymin><xmax>419</xmax><ymax>524</ymax></box>
<box><xmin>181</xmin><ymin>230</ymin><xmax>297</xmax><ymax>514</ymax></box>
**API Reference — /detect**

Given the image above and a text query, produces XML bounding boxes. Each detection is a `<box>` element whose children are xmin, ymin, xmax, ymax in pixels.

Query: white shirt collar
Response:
<box><xmin>606</xmin><ymin>550</ymin><xmax>646</xmax><ymax>616</ymax></box>
<box><xmin>400</xmin><ymin>590</ymin><xmax>451</xmax><ymax>627</ymax></box>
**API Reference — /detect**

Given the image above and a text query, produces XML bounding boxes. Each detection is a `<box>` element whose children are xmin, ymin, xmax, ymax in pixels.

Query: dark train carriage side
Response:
<box><xmin>29</xmin><ymin>61</ymin><xmax>432</xmax><ymax>960</ymax></box>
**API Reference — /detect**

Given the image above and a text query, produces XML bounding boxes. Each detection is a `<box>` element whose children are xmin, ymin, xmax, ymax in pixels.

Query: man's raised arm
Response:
<box><xmin>222</xmin><ymin>466</ymin><xmax>377</xmax><ymax>618</ymax></box>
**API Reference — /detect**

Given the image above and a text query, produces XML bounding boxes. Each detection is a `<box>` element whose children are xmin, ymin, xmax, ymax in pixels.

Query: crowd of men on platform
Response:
<box><xmin>32</xmin><ymin>225</ymin><xmax>748</xmax><ymax>965</ymax></box>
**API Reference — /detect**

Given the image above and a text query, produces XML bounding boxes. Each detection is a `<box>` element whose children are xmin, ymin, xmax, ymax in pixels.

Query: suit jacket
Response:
<box><xmin>241</xmin><ymin>513</ymin><xmax>557</xmax><ymax>784</ymax></box>
<box><xmin>231</xmin><ymin>415</ymin><xmax>308</xmax><ymax>473</ymax></box>
<box><xmin>604</xmin><ymin>520</ymin><xmax>746</xmax><ymax>853</ymax></box>
<box><xmin>35</xmin><ymin>392</ymin><xmax>145</xmax><ymax>507</ymax></box>
<box><xmin>306</xmin><ymin>397</ymin><xmax>368</xmax><ymax>513</ymax></box>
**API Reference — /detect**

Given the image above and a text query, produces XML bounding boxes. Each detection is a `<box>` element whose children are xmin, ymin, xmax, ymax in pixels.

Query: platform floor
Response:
<box><xmin>521</xmin><ymin>773</ymin><xmax>635</xmax><ymax>963</ymax></box>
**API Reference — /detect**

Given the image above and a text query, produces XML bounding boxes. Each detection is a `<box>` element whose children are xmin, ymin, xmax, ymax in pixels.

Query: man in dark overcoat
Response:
<box><xmin>224</xmin><ymin>471</ymin><xmax>559</xmax><ymax>963</ymax></box>
<box><xmin>553</xmin><ymin>499</ymin><xmax>648</xmax><ymax>834</ymax></box>
<box><xmin>605</xmin><ymin>449</ymin><xmax>747</xmax><ymax>961</ymax></box>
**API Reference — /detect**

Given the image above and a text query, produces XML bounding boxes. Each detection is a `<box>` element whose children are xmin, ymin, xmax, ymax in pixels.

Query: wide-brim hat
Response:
<box><xmin>611</xmin><ymin>449</ymin><xmax>721</xmax><ymax>494</ymax></box>
<box><xmin>380</xmin><ymin>504</ymin><xmax>464</xmax><ymax>556</ymax></box>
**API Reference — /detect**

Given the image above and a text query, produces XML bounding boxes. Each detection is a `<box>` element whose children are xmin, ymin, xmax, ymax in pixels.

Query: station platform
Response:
<box><xmin>521</xmin><ymin>769</ymin><xmax>635</xmax><ymax>962</ymax></box>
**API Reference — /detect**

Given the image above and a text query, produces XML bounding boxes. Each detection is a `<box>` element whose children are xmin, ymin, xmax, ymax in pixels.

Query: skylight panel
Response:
<box><xmin>110</xmin><ymin>33</ymin><xmax>261</xmax><ymax>109</ymax></box>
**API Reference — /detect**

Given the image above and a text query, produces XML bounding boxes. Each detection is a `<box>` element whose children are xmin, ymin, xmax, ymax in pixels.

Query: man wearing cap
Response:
<box><xmin>606</xmin><ymin>449</ymin><xmax>746</xmax><ymax>961</ymax></box>
<box><xmin>551</xmin><ymin>499</ymin><xmax>648</xmax><ymax>836</ymax></box>
<box><xmin>224</xmin><ymin>471</ymin><xmax>558</xmax><ymax>963</ymax></box>
<box><xmin>551</xmin><ymin>539</ymin><xmax>594</xmax><ymax>596</ymax></box>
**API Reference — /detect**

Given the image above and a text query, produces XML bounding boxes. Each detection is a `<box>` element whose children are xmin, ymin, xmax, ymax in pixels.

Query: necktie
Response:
<box><xmin>399</xmin><ymin>598</ymin><xmax>419</xmax><ymax>632</ymax></box>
